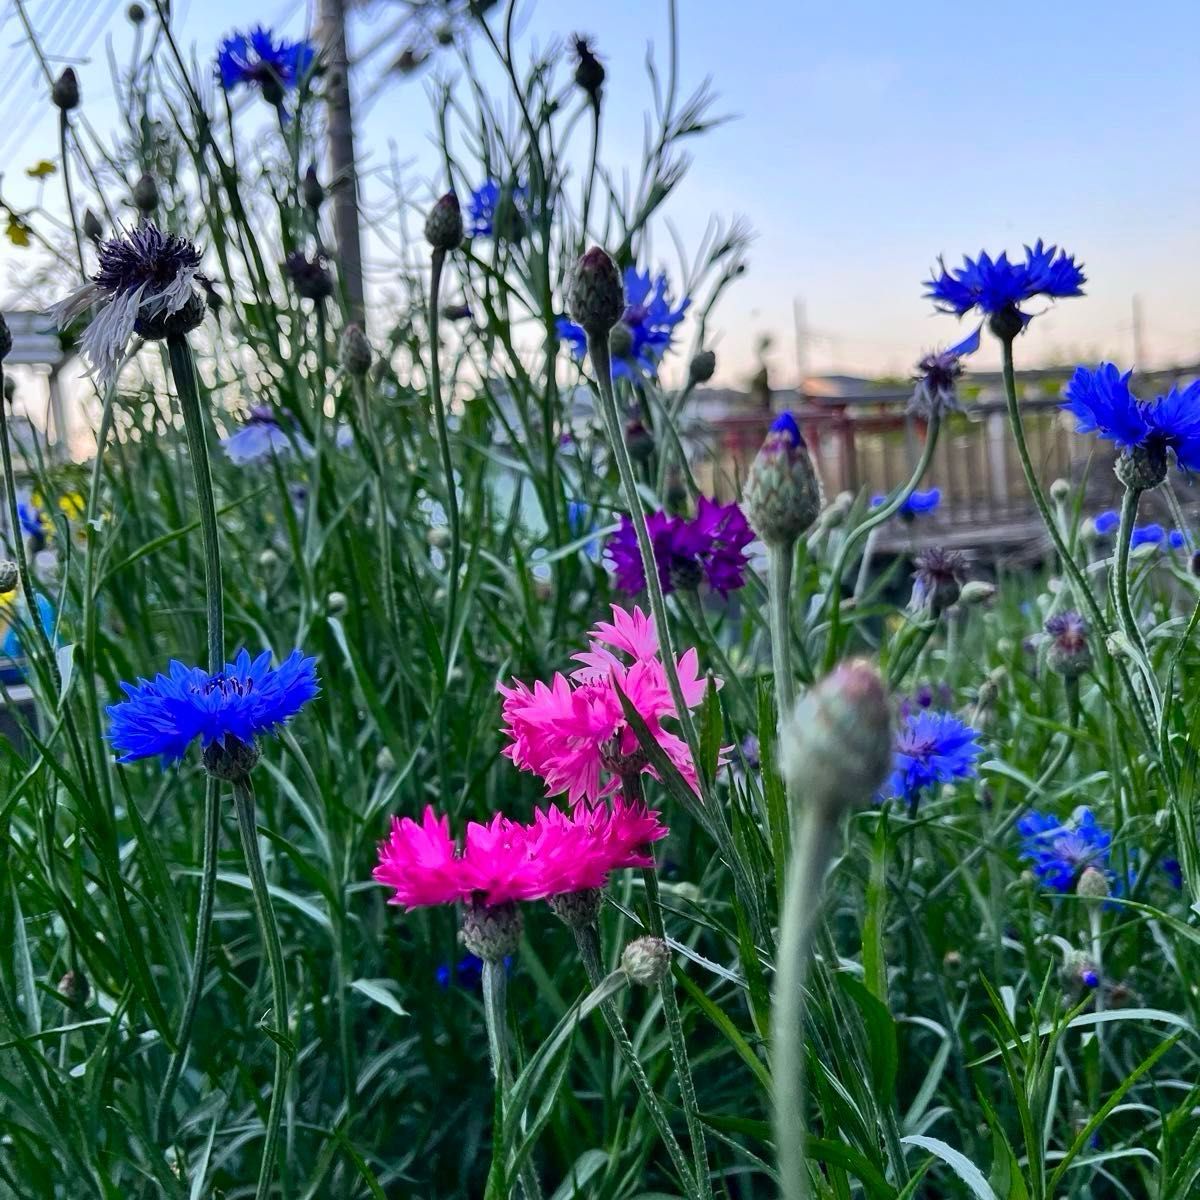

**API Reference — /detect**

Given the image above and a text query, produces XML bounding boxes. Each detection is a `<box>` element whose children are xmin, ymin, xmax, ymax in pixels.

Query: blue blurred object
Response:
<box><xmin>1</xmin><ymin>591</ymin><xmax>56</xmax><ymax>682</ymax></box>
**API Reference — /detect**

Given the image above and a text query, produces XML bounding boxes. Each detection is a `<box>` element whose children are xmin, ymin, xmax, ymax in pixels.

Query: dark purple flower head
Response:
<box><xmin>911</xmin><ymin>326</ymin><xmax>981</xmax><ymax>417</ymax></box>
<box><xmin>284</xmin><ymin>251</ymin><xmax>333</xmax><ymax>301</ymax></box>
<box><xmin>910</xmin><ymin>546</ymin><xmax>968</xmax><ymax>614</ymax></box>
<box><xmin>925</xmin><ymin>241</ymin><xmax>1085</xmax><ymax>335</ymax></box>
<box><xmin>606</xmin><ymin>498</ymin><xmax>753</xmax><ymax>596</ymax></box>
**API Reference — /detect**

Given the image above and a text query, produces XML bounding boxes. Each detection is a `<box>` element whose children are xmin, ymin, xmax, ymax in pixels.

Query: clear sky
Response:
<box><xmin>2</xmin><ymin>0</ymin><xmax>1198</xmax><ymax>388</ymax></box>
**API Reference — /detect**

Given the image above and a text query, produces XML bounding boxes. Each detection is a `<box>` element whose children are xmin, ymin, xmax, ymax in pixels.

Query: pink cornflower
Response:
<box><xmin>373</xmin><ymin>797</ymin><xmax>667</xmax><ymax>909</ymax></box>
<box><xmin>498</xmin><ymin>605</ymin><xmax>712</xmax><ymax>804</ymax></box>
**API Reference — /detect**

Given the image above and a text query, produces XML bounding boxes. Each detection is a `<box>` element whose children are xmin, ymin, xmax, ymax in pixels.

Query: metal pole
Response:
<box><xmin>318</xmin><ymin>0</ymin><xmax>366</xmax><ymax>323</ymax></box>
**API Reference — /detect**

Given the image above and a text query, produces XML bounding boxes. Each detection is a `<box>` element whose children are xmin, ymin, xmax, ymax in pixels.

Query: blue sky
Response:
<box><xmin>2</xmin><ymin>0</ymin><xmax>1198</xmax><ymax>386</ymax></box>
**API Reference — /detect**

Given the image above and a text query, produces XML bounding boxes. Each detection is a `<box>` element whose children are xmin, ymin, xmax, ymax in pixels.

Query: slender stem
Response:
<box><xmin>58</xmin><ymin>112</ymin><xmax>86</xmax><ymax>280</ymax></box>
<box><xmin>233</xmin><ymin>775</ymin><xmax>292</xmax><ymax>1200</ymax></box>
<box><xmin>1113</xmin><ymin>485</ymin><xmax>1150</xmax><ymax>662</ymax></box>
<box><xmin>482</xmin><ymin>960</ymin><xmax>543</xmax><ymax>1200</ymax></box>
<box><xmin>573</xmin><ymin>924</ymin><xmax>703</xmax><ymax>1200</ymax></box>
<box><xmin>428</xmin><ymin>247</ymin><xmax>462</xmax><ymax>661</ymax></box>
<box><xmin>641</xmin><ymin>868</ymin><xmax>712</xmax><ymax>1197</ymax></box>
<box><xmin>587</xmin><ymin>332</ymin><xmax>699</xmax><ymax>762</ymax></box>
<box><xmin>156</xmin><ymin>334</ymin><xmax>226</xmax><ymax>1138</ymax></box>
<box><xmin>822</xmin><ymin>413</ymin><xmax>941</xmax><ymax>671</ymax></box>
<box><xmin>772</xmin><ymin>805</ymin><xmax>840</xmax><ymax>1200</ymax></box>
<box><xmin>767</xmin><ymin>542</ymin><xmax>796</xmax><ymax>723</ymax></box>
<box><xmin>354</xmin><ymin>374</ymin><xmax>398</xmax><ymax>630</ymax></box>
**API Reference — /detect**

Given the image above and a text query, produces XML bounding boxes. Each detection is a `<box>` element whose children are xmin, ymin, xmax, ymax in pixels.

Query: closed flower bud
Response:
<box><xmin>572</xmin><ymin>35</ymin><xmax>605</xmax><ymax>103</ymax></box>
<box><xmin>133</xmin><ymin>172</ymin><xmax>159</xmax><ymax>215</ymax></box>
<box><xmin>624</xmin><ymin>417</ymin><xmax>654</xmax><ymax>463</ymax></box>
<box><xmin>1060</xmin><ymin>949</ymin><xmax>1100</xmax><ymax>992</ymax></box>
<box><xmin>547</xmin><ymin>887</ymin><xmax>603</xmax><ymax>929</ymax></box>
<box><xmin>302</xmin><ymin>163</ymin><xmax>324</xmax><ymax>211</ymax></box>
<box><xmin>689</xmin><ymin>348</ymin><xmax>717</xmax><ymax>385</ymax></box>
<box><xmin>1045</xmin><ymin>610</ymin><xmax>1091</xmax><ymax>678</ymax></box>
<box><xmin>57</xmin><ymin>969</ymin><xmax>90</xmax><ymax>1007</ymax></box>
<box><xmin>127</xmin><ymin>2</ymin><xmax>146</xmax><ymax>22</ymax></box>
<box><xmin>1115</xmin><ymin>443</ymin><xmax>1167</xmax><ymax>491</ymax></box>
<box><xmin>1076</xmin><ymin>866</ymin><xmax>1110</xmax><ymax>901</ymax></box>
<box><xmin>375</xmin><ymin>745</ymin><xmax>396</xmax><ymax>772</ymax></box>
<box><xmin>1049</xmin><ymin>477</ymin><xmax>1070</xmax><ymax>502</ymax></box>
<box><xmin>958</xmin><ymin>580</ymin><xmax>996</xmax><ymax>607</ymax></box>
<box><xmin>327</xmin><ymin>590</ymin><xmax>348</xmax><ymax>615</ymax></box>
<box><xmin>257</xmin><ymin>548</ymin><xmax>279</xmax><ymax>569</ymax></box>
<box><xmin>52</xmin><ymin>67</ymin><xmax>80</xmax><ymax>111</ymax></box>
<box><xmin>0</xmin><ymin>561</ymin><xmax>17</xmax><ymax>592</ymax></box>
<box><xmin>461</xmin><ymin>899</ymin><xmax>523</xmax><ymax>962</ymax></box>
<box><xmin>942</xmin><ymin>949</ymin><xmax>963</xmax><ymax>975</ymax></box>
<box><xmin>202</xmin><ymin>734</ymin><xmax>261</xmax><ymax>781</ymax></box>
<box><xmin>568</xmin><ymin>246</ymin><xmax>624</xmax><ymax>336</ymax></box>
<box><xmin>743</xmin><ymin>412</ymin><xmax>822</xmax><ymax>546</ymax></box>
<box><xmin>425</xmin><ymin>191</ymin><xmax>463</xmax><ymax>252</ymax></box>
<box><xmin>780</xmin><ymin>659</ymin><xmax>892</xmax><ymax>819</ymax></box>
<box><xmin>83</xmin><ymin>208</ymin><xmax>104</xmax><ymax>243</ymax></box>
<box><xmin>621</xmin><ymin>935</ymin><xmax>670</xmax><ymax>986</ymax></box>
<box><xmin>340</xmin><ymin>323</ymin><xmax>372</xmax><ymax>376</ymax></box>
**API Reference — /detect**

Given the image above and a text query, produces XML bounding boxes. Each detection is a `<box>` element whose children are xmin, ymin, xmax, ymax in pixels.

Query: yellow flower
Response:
<box><xmin>5</xmin><ymin>215</ymin><xmax>31</xmax><ymax>247</ymax></box>
<box><xmin>25</xmin><ymin>160</ymin><xmax>57</xmax><ymax>179</ymax></box>
<box><xmin>59</xmin><ymin>492</ymin><xmax>85</xmax><ymax>521</ymax></box>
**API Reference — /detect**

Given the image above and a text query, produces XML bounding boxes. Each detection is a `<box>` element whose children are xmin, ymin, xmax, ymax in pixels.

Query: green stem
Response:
<box><xmin>822</xmin><ymin>413</ymin><xmax>942</xmax><ymax>671</ymax></box>
<box><xmin>157</xmin><ymin>334</ymin><xmax>226</xmax><ymax>1137</ymax></box>
<box><xmin>354</xmin><ymin>374</ymin><xmax>398</xmax><ymax>630</ymax></box>
<box><xmin>641</xmin><ymin>868</ymin><xmax>712</xmax><ymax>1197</ymax></box>
<box><xmin>428</xmin><ymin>247</ymin><xmax>462</xmax><ymax>663</ymax></box>
<box><xmin>586</xmin><ymin>332</ymin><xmax>699</xmax><ymax>763</ymax></box>
<box><xmin>1113</xmin><ymin>486</ymin><xmax>1158</xmax><ymax>715</ymax></box>
<box><xmin>772</xmin><ymin>805</ymin><xmax>840</xmax><ymax>1200</ymax></box>
<box><xmin>58</xmin><ymin>111</ymin><xmax>86</xmax><ymax>280</ymax></box>
<box><xmin>482</xmin><ymin>960</ymin><xmax>543</xmax><ymax>1200</ymax></box>
<box><xmin>233</xmin><ymin>775</ymin><xmax>292</xmax><ymax>1200</ymax></box>
<box><xmin>573</xmin><ymin>925</ymin><xmax>703</xmax><ymax>1200</ymax></box>
<box><xmin>767</xmin><ymin>542</ymin><xmax>796</xmax><ymax>723</ymax></box>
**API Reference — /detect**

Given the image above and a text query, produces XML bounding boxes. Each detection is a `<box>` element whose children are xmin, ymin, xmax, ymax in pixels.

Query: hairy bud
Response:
<box><xmin>688</xmin><ymin>349</ymin><xmax>717</xmax><ymax>385</ymax></box>
<box><xmin>425</xmin><ymin>192</ymin><xmax>463</xmax><ymax>252</ymax></box>
<box><xmin>132</xmin><ymin>172</ymin><xmax>159</xmax><ymax>215</ymax></box>
<box><xmin>1076</xmin><ymin>866</ymin><xmax>1110</xmax><ymax>901</ymax></box>
<box><xmin>202</xmin><ymin>734</ymin><xmax>260</xmax><ymax>782</ymax></box>
<box><xmin>621</xmin><ymin>936</ymin><xmax>670</xmax><ymax>986</ymax></box>
<box><xmin>52</xmin><ymin>68</ymin><xmax>80</xmax><ymax>112</ymax></box>
<box><xmin>568</xmin><ymin>247</ymin><xmax>624</xmax><ymax>337</ymax></box>
<box><xmin>461</xmin><ymin>899</ymin><xmax>523</xmax><ymax>962</ymax></box>
<box><xmin>1115</xmin><ymin>443</ymin><xmax>1167</xmax><ymax>491</ymax></box>
<box><xmin>742</xmin><ymin>412</ymin><xmax>822</xmax><ymax>546</ymax></box>
<box><xmin>0</xmin><ymin>561</ymin><xmax>17</xmax><ymax>592</ymax></box>
<box><xmin>339</xmin><ymin>323</ymin><xmax>372</xmax><ymax>377</ymax></box>
<box><xmin>547</xmin><ymin>887</ymin><xmax>603</xmax><ymax>930</ymax></box>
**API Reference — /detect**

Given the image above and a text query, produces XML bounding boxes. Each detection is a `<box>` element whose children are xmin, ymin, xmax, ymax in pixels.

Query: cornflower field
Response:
<box><xmin>2</xmin><ymin>3</ymin><xmax>1200</xmax><ymax>1198</ymax></box>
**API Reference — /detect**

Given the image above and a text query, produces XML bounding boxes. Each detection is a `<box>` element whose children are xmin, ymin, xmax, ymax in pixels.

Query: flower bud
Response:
<box><xmin>572</xmin><ymin>35</ymin><xmax>605</xmax><ymax>103</ymax></box>
<box><xmin>1045</xmin><ymin>610</ymin><xmax>1091</xmax><ymax>679</ymax></box>
<box><xmin>547</xmin><ymin>887</ymin><xmax>603</xmax><ymax>929</ymax></box>
<box><xmin>425</xmin><ymin>191</ymin><xmax>463</xmax><ymax>252</ymax></box>
<box><xmin>780</xmin><ymin>659</ymin><xmax>892</xmax><ymax>819</ymax></box>
<box><xmin>133</xmin><ymin>172</ymin><xmax>159</xmax><ymax>215</ymax></box>
<box><xmin>127</xmin><ymin>2</ymin><xmax>146</xmax><ymax>22</ymax></box>
<box><xmin>57</xmin><ymin>969</ymin><xmax>90</xmax><ymax>1007</ymax></box>
<box><xmin>1115</xmin><ymin>443</ymin><xmax>1167</xmax><ymax>491</ymax></box>
<box><xmin>1076</xmin><ymin>866</ymin><xmax>1110</xmax><ymax>901</ymax></box>
<box><xmin>624</xmin><ymin>418</ymin><xmax>654</xmax><ymax>463</ymax></box>
<box><xmin>688</xmin><ymin>349</ymin><xmax>717</xmax><ymax>385</ymax></box>
<box><xmin>52</xmin><ymin>68</ymin><xmax>80</xmax><ymax>112</ymax></box>
<box><xmin>621</xmin><ymin>935</ymin><xmax>670</xmax><ymax>986</ymax></box>
<box><xmin>284</xmin><ymin>252</ymin><xmax>333</xmax><ymax>302</ymax></box>
<box><xmin>743</xmin><ymin>412</ymin><xmax>822</xmax><ymax>546</ymax></box>
<box><xmin>257</xmin><ymin>548</ymin><xmax>279</xmax><ymax>570</ymax></box>
<box><xmin>568</xmin><ymin>247</ymin><xmax>624</xmax><ymax>337</ymax></box>
<box><xmin>327</xmin><ymin>590</ymin><xmax>348</xmax><ymax>615</ymax></box>
<box><xmin>375</xmin><ymin>745</ymin><xmax>396</xmax><ymax>772</ymax></box>
<box><xmin>340</xmin><ymin>323</ymin><xmax>372</xmax><ymax>377</ymax></box>
<box><xmin>202</xmin><ymin>734</ymin><xmax>260</xmax><ymax>781</ymax></box>
<box><xmin>83</xmin><ymin>208</ymin><xmax>104</xmax><ymax>243</ymax></box>
<box><xmin>958</xmin><ymin>580</ymin><xmax>996</xmax><ymax>608</ymax></box>
<box><xmin>1049</xmin><ymin>477</ymin><xmax>1070</xmax><ymax>502</ymax></box>
<box><xmin>0</xmin><ymin>561</ymin><xmax>17</xmax><ymax>592</ymax></box>
<box><xmin>302</xmin><ymin>163</ymin><xmax>324</xmax><ymax>212</ymax></box>
<box><xmin>461</xmin><ymin>899</ymin><xmax>523</xmax><ymax>962</ymax></box>
<box><xmin>442</xmin><ymin>302</ymin><xmax>472</xmax><ymax>321</ymax></box>
<box><xmin>1060</xmin><ymin>949</ymin><xmax>1100</xmax><ymax>992</ymax></box>
<box><xmin>608</xmin><ymin>321</ymin><xmax>635</xmax><ymax>361</ymax></box>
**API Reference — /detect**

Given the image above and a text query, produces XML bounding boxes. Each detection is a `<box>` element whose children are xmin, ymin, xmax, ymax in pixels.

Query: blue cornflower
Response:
<box><xmin>1169</xmin><ymin>529</ymin><xmax>1187</xmax><ymax>550</ymax></box>
<box><xmin>886</xmin><ymin>710</ymin><xmax>981</xmax><ymax>808</ymax></box>
<box><xmin>1062</xmin><ymin>363</ymin><xmax>1200</xmax><ymax>476</ymax></box>
<box><xmin>107</xmin><ymin>648</ymin><xmax>319</xmax><ymax>768</ymax></box>
<box><xmin>1017</xmin><ymin>808</ymin><xmax>1112</xmax><ymax>892</ymax></box>
<box><xmin>1163</xmin><ymin>858</ymin><xmax>1183</xmax><ymax>890</ymax></box>
<box><xmin>925</xmin><ymin>241</ymin><xmax>1085</xmax><ymax>333</ymax></box>
<box><xmin>872</xmin><ymin>487</ymin><xmax>941</xmax><ymax>519</ymax></box>
<box><xmin>221</xmin><ymin>406</ymin><xmax>314</xmax><ymax>466</ymax></box>
<box><xmin>1130</xmin><ymin>523</ymin><xmax>1165</xmax><ymax>548</ymax></box>
<box><xmin>218</xmin><ymin>28</ymin><xmax>315</xmax><ymax>96</ymax></box>
<box><xmin>566</xmin><ymin>499</ymin><xmax>600</xmax><ymax>561</ymax></box>
<box><xmin>1092</xmin><ymin>509</ymin><xmax>1119</xmax><ymax>536</ymax></box>
<box><xmin>467</xmin><ymin>180</ymin><xmax>528</xmax><ymax>239</ymax></box>
<box><xmin>436</xmin><ymin>954</ymin><xmax>511</xmax><ymax>990</ymax></box>
<box><xmin>558</xmin><ymin>266</ymin><xmax>689</xmax><ymax>379</ymax></box>
<box><xmin>17</xmin><ymin>499</ymin><xmax>48</xmax><ymax>540</ymax></box>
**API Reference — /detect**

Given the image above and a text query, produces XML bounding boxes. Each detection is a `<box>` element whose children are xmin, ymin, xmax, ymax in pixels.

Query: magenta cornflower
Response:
<box><xmin>499</xmin><ymin>605</ymin><xmax>712</xmax><ymax>803</ymax></box>
<box><xmin>606</xmin><ymin>497</ymin><xmax>753</xmax><ymax>595</ymax></box>
<box><xmin>373</xmin><ymin>796</ymin><xmax>667</xmax><ymax>909</ymax></box>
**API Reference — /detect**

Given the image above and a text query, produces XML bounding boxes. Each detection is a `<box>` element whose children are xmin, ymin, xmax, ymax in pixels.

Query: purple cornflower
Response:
<box><xmin>886</xmin><ymin>710</ymin><xmax>981</xmax><ymax>808</ymax></box>
<box><xmin>899</xmin><ymin>682</ymin><xmax>953</xmax><ymax>720</ymax></box>
<box><xmin>925</xmin><ymin>241</ymin><xmax>1085</xmax><ymax>333</ymax></box>
<box><xmin>217</xmin><ymin>28</ymin><xmax>315</xmax><ymax>97</ymax></box>
<box><xmin>1063</xmin><ymin>363</ymin><xmax>1200</xmax><ymax>476</ymax></box>
<box><xmin>558</xmin><ymin>266</ymin><xmax>689</xmax><ymax>379</ymax></box>
<box><xmin>221</xmin><ymin>406</ymin><xmax>314</xmax><ymax>466</ymax></box>
<box><xmin>911</xmin><ymin>326</ymin><xmax>981</xmax><ymax>416</ymax></box>
<box><xmin>1017</xmin><ymin>808</ymin><xmax>1112</xmax><ymax>893</ymax></box>
<box><xmin>606</xmin><ymin>497</ymin><xmax>753</xmax><ymax>596</ymax></box>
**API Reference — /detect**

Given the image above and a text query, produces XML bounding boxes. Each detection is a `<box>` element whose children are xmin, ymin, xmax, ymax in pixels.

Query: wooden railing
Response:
<box><xmin>686</xmin><ymin>372</ymin><xmax>1199</xmax><ymax>552</ymax></box>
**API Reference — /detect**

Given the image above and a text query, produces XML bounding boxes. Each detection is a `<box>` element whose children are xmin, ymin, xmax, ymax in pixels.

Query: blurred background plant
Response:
<box><xmin>1</xmin><ymin>2</ymin><xmax>1200</xmax><ymax>1198</ymax></box>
